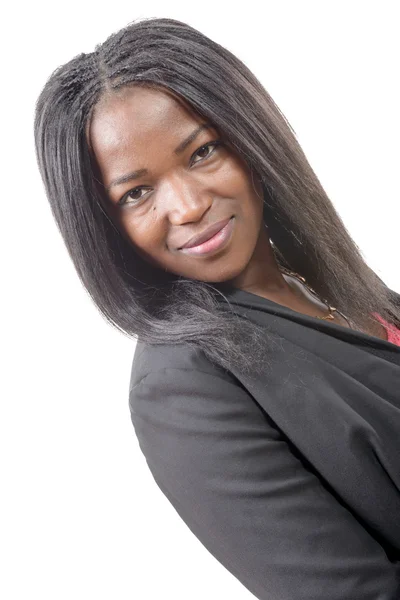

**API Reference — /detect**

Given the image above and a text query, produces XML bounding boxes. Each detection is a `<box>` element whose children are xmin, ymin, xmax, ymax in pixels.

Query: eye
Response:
<box><xmin>117</xmin><ymin>186</ymin><xmax>149</xmax><ymax>206</ymax></box>
<box><xmin>118</xmin><ymin>140</ymin><xmax>223</xmax><ymax>206</ymax></box>
<box><xmin>190</xmin><ymin>140</ymin><xmax>223</xmax><ymax>166</ymax></box>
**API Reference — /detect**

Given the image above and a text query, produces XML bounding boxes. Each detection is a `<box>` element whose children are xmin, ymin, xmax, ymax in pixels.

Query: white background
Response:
<box><xmin>2</xmin><ymin>1</ymin><xmax>399</xmax><ymax>598</ymax></box>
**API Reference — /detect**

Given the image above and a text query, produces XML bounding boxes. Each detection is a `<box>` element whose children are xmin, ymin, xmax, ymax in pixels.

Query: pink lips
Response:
<box><xmin>179</xmin><ymin>217</ymin><xmax>233</xmax><ymax>249</ymax></box>
<box><xmin>179</xmin><ymin>216</ymin><xmax>235</xmax><ymax>256</ymax></box>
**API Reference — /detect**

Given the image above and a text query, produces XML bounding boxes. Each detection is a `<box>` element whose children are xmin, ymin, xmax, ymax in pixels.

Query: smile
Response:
<box><xmin>179</xmin><ymin>216</ymin><xmax>235</xmax><ymax>256</ymax></box>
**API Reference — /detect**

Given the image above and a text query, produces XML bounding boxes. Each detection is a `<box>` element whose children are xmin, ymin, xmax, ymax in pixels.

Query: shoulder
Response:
<box><xmin>127</xmin><ymin>343</ymin><xmax>400</xmax><ymax>600</ymax></box>
<box><xmin>129</xmin><ymin>338</ymin><xmax>235</xmax><ymax>394</ymax></box>
<box><xmin>128</xmin><ymin>337</ymin><xmax>278</xmax><ymax>471</ymax></box>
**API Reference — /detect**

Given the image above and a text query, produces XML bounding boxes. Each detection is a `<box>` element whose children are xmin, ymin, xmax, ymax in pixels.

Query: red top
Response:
<box><xmin>372</xmin><ymin>312</ymin><xmax>400</xmax><ymax>347</ymax></box>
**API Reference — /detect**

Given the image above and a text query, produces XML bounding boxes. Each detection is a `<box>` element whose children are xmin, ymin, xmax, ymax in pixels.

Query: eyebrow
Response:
<box><xmin>105</xmin><ymin>123</ymin><xmax>213</xmax><ymax>193</ymax></box>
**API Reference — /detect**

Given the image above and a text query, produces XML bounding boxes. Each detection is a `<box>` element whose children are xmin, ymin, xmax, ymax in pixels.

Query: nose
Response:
<box><xmin>165</xmin><ymin>176</ymin><xmax>213</xmax><ymax>224</ymax></box>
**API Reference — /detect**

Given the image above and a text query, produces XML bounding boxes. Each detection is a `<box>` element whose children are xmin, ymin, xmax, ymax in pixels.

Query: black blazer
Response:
<box><xmin>129</xmin><ymin>286</ymin><xmax>400</xmax><ymax>600</ymax></box>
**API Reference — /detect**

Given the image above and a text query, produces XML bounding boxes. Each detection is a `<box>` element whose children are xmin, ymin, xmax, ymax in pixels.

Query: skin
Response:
<box><xmin>87</xmin><ymin>85</ymin><xmax>387</xmax><ymax>339</ymax></box>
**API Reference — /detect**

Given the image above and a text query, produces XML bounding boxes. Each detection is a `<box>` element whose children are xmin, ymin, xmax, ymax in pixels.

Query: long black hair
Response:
<box><xmin>34</xmin><ymin>16</ymin><xmax>400</xmax><ymax>378</ymax></box>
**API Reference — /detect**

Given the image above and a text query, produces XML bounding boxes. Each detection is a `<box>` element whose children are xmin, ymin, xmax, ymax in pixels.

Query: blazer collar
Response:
<box><xmin>212</xmin><ymin>282</ymin><xmax>400</xmax><ymax>357</ymax></box>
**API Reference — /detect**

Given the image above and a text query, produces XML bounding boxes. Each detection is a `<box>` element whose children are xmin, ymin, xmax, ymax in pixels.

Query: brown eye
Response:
<box><xmin>118</xmin><ymin>187</ymin><xmax>150</xmax><ymax>206</ymax></box>
<box><xmin>191</xmin><ymin>141</ymin><xmax>222</xmax><ymax>165</ymax></box>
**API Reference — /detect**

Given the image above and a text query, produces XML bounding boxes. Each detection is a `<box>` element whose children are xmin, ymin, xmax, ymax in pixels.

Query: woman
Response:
<box><xmin>34</xmin><ymin>17</ymin><xmax>400</xmax><ymax>600</ymax></box>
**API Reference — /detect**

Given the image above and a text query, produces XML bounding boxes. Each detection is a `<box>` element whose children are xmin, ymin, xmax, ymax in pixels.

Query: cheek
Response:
<box><xmin>117</xmin><ymin>214</ymin><xmax>166</xmax><ymax>256</ymax></box>
<box><xmin>134</xmin><ymin>246</ymin><xmax>163</xmax><ymax>268</ymax></box>
<box><xmin>119</xmin><ymin>227</ymin><xmax>164</xmax><ymax>268</ymax></box>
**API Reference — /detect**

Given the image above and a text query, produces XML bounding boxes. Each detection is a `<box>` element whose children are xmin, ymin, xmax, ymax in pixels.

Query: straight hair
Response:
<box><xmin>34</xmin><ymin>17</ymin><xmax>400</xmax><ymax>378</ymax></box>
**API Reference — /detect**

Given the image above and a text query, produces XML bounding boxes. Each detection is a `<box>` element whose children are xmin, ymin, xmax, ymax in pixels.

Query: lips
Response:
<box><xmin>178</xmin><ymin>217</ymin><xmax>233</xmax><ymax>249</ymax></box>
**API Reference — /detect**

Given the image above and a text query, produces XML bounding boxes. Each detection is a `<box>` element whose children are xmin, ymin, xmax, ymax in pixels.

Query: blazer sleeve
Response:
<box><xmin>129</xmin><ymin>365</ymin><xmax>400</xmax><ymax>600</ymax></box>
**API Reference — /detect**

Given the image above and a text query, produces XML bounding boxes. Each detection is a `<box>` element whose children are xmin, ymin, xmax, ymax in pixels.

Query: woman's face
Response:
<box><xmin>87</xmin><ymin>85</ymin><xmax>279</xmax><ymax>290</ymax></box>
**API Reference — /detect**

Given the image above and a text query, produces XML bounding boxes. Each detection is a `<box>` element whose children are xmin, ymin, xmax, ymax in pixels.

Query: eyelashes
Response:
<box><xmin>117</xmin><ymin>140</ymin><xmax>224</xmax><ymax>206</ymax></box>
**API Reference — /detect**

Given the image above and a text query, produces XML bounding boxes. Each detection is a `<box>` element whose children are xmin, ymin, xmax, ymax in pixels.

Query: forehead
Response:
<box><xmin>87</xmin><ymin>86</ymin><xmax>204</xmax><ymax>160</ymax></box>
